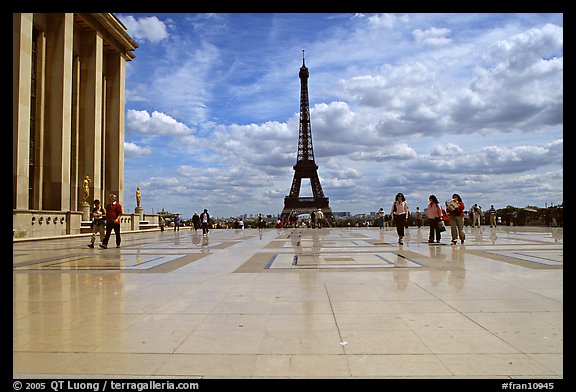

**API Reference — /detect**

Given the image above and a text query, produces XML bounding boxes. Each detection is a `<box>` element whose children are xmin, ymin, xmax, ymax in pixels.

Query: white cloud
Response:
<box><xmin>124</xmin><ymin>142</ymin><xmax>151</xmax><ymax>158</ymax></box>
<box><xmin>412</xmin><ymin>27</ymin><xmax>452</xmax><ymax>46</ymax></box>
<box><xmin>120</xmin><ymin>15</ymin><xmax>168</xmax><ymax>44</ymax></box>
<box><xmin>126</xmin><ymin>110</ymin><xmax>193</xmax><ymax>136</ymax></box>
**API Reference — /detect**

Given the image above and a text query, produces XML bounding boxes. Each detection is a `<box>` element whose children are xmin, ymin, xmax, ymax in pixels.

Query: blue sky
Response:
<box><xmin>117</xmin><ymin>13</ymin><xmax>563</xmax><ymax>218</ymax></box>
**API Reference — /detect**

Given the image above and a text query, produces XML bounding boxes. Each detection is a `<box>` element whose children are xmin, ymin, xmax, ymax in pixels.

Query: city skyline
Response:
<box><xmin>118</xmin><ymin>13</ymin><xmax>563</xmax><ymax>218</ymax></box>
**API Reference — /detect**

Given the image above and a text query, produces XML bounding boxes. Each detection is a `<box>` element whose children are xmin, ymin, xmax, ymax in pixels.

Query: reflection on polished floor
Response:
<box><xmin>13</xmin><ymin>226</ymin><xmax>563</xmax><ymax>379</ymax></box>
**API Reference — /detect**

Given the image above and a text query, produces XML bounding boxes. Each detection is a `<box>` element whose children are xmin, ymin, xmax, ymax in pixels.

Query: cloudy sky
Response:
<box><xmin>117</xmin><ymin>13</ymin><xmax>563</xmax><ymax>218</ymax></box>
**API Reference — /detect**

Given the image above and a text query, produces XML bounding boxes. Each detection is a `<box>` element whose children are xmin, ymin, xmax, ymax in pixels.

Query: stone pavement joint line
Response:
<box><xmin>13</xmin><ymin>226</ymin><xmax>563</xmax><ymax>378</ymax></box>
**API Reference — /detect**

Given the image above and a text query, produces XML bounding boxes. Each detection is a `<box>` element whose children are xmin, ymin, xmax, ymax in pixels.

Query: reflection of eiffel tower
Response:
<box><xmin>280</xmin><ymin>51</ymin><xmax>334</xmax><ymax>224</ymax></box>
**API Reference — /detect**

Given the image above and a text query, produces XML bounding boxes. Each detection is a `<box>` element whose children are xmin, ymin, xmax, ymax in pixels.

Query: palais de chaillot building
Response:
<box><xmin>13</xmin><ymin>13</ymin><xmax>137</xmax><ymax>238</ymax></box>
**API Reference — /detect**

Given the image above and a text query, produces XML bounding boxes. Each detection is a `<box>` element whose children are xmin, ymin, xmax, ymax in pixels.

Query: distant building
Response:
<box><xmin>13</xmin><ymin>13</ymin><xmax>137</xmax><ymax>238</ymax></box>
<box><xmin>333</xmin><ymin>211</ymin><xmax>351</xmax><ymax>218</ymax></box>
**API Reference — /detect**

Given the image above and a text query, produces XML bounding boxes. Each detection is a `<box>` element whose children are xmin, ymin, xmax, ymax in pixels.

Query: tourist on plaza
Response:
<box><xmin>446</xmin><ymin>193</ymin><xmax>466</xmax><ymax>245</ymax></box>
<box><xmin>391</xmin><ymin>192</ymin><xmax>409</xmax><ymax>245</ymax></box>
<box><xmin>471</xmin><ymin>204</ymin><xmax>482</xmax><ymax>227</ymax></box>
<box><xmin>378</xmin><ymin>208</ymin><xmax>385</xmax><ymax>229</ymax></box>
<box><xmin>315</xmin><ymin>208</ymin><xmax>324</xmax><ymax>228</ymax></box>
<box><xmin>257</xmin><ymin>214</ymin><xmax>265</xmax><ymax>231</ymax></box>
<box><xmin>426</xmin><ymin>195</ymin><xmax>443</xmax><ymax>243</ymax></box>
<box><xmin>200</xmin><ymin>209</ymin><xmax>210</xmax><ymax>236</ymax></box>
<box><xmin>415</xmin><ymin>207</ymin><xmax>423</xmax><ymax>228</ymax></box>
<box><xmin>488</xmin><ymin>205</ymin><xmax>497</xmax><ymax>227</ymax></box>
<box><xmin>87</xmin><ymin>199</ymin><xmax>106</xmax><ymax>248</ymax></box>
<box><xmin>192</xmin><ymin>211</ymin><xmax>200</xmax><ymax>232</ymax></box>
<box><xmin>310</xmin><ymin>210</ymin><xmax>316</xmax><ymax>228</ymax></box>
<box><xmin>159</xmin><ymin>215</ymin><xmax>165</xmax><ymax>232</ymax></box>
<box><xmin>173</xmin><ymin>214</ymin><xmax>181</xmax><ymax>231</ymax></box>
<box><xmin>100</xmin><ymin>193</ymin><xmax>123</xmax><ymax>249</ymax></box>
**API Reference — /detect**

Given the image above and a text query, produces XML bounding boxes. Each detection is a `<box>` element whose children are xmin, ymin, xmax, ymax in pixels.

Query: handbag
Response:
<box><xmin>438</xmin><ymin>219</ymin><xmax>446</xmax><ymax>232</ymax></box>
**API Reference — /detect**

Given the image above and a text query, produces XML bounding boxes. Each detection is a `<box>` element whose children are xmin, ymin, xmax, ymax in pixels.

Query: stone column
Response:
<box><xmin>104</xmin><ymin>51</ymin><xmax>125</xmax><ymax>203</ymax></box>
<box><xmin>42</xmin><ymin>13</ymin><xmax>74</xmax><ymax>211</ymax></box>
<box><xmin>78</xmin><ymin>29</ymin><xmax>104</xmax><ymax>206</ymax></box>
<box><xmin>12</xmin><ymin>13</ymin><xmax>33</xmax><ymax>210</ymax></box>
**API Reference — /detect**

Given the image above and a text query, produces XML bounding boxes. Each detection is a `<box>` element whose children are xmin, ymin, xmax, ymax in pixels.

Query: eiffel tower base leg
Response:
<box><xmin>280</xmin><ymin>205</ymin><xmax>334</xmax><ymax>227</ymax></box>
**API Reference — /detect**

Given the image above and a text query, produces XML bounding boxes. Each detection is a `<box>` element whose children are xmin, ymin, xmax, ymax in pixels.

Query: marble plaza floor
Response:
<box><xmin>13</xmin><ymin>225</ymin><xmax>563</xmax><ymax>379</ymax></box>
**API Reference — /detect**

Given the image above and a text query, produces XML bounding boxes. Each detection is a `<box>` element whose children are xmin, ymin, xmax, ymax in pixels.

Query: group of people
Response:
<box><xmin>389</xmin><ymin>192</ymin><xmax>467</xmax><ymax>246</ymax></box>
<box><xmin>88</xmin><ymin>190</ymin><xmax>477</xmax><ymax>248</ymax></box>
<box><xmin>309</xmin><ymin>209</ymin><xmax>325</xmax><ymax>228</ymax></box>
<box><xmin>87</xmin><ymin>193</ymin><xmax>123</xmax><ymax>249</ymax></box>
<box><xmin>88</xmin><ymin>194</ymin><xmax>213</xmax><ymax>249</ymax></box>
<box><xmin>159</xmin><ymin>210</ymin><xmax>212</xmax><ymax>236</ymax></box>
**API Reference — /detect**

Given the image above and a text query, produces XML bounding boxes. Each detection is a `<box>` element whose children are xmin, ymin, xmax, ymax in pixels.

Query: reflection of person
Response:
<box><xmin>100</xmin><ymin>194</ymin><xmax>123</xmax><ymax>249</ymax></box>
<box><xmin>136</xmin><ymin>187</ymin><xmax>141</xmax><ymax>208</ymax></box>
<box><xmin>393</xmin><ymin>254</ymin><xmax>409</xmax><ymax>290</ymax></box>
<box><xmin>87</xmin><ymin>199</ymin><xmax>106</xmax><ymax>248</ymax></box>
<box><xmin>82</xmin><ymin>176</ymin><xmax>91</xmax><ymax>203</ymax></box>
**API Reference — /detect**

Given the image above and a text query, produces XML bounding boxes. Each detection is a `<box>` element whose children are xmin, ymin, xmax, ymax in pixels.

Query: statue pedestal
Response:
<box><xmin>81</xmin><ymin>202</ymin><xmax>90</xmax><ymax>221</ymax></box>
<box><xmin>135</xmin><ymin>207</ymin><xmax>144</xmax><ymax>221</ymax></box>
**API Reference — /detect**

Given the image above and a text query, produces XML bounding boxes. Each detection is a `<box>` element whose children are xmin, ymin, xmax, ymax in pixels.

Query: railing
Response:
<box><xmin>284</xmin><ymin>196</ymin><xmax>329</xmax><ymax>209</ymax></box>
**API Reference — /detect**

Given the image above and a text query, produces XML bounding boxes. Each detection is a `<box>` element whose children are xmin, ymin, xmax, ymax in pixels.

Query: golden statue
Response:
<box><xmin>82</xmin><ymin>176</ymin><xmax>91</xmax><ymax>203</ymax></box>
<box><xmin>136</xmin><ymin>187</ymin><xmax>141</xmax><ymax>208</ymax></box>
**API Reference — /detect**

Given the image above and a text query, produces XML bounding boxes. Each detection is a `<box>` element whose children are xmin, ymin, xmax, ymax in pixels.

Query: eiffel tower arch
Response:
<box><xmin>280</xmin><ymin>51</ymin><xmax>334</xmax><ymax>225</ymax></box>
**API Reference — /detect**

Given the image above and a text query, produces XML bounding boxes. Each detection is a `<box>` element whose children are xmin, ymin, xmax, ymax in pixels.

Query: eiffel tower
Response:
<box><xmin>280</xmin><ymin>51</ymin><xmax>334</xmax><ymax>224</ymax></box>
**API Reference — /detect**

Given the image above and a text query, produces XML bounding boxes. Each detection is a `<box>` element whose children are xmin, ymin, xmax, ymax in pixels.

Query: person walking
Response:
<box><xmin>446</xmin><ymin>193</ymin><xmax>466</xmax><ymax>245</ymax></box>
<box><xmin>192</xmin><ymin>212</ymin><xmax>200</xmax><ymax>232</ymax></box>
<box><xmin>200</xmin><ymin>209</ymin><xmax>210</xmax><ymax>236</ymax></box>
<box><xmin>426</xmin><ymin>195</ymin><xmax>443</xmax><ymax>243</ymax></box>
<box><xmin>488</xmin><ymin>204</ymin><xmax>497</xmax><ymax>227</ymax></box>
<box><xmin>257</xmin><ymin>214</ymin><xmax>265</xmax><ymax>232</ymax></box>
<box><xmin>378</xmin><ymin>208</ymin><xmax>385</xmax><ymax>229</ymax></box>
<box><xmin>173</xmin><ymin>214</ymin><xmax>181</xmax><ymax>231</ymax></box>
<box><xmin>310</xmin><ymin>210</ymin><xmax>316</xmax><ymax>229</ymax></box>
<box><xmin>391</xmin><ymin>192</ymin><xmax>409</xmax><ymax>245</ymax></box>
<box><xmin>159</xmin><ymin>215</ymin><xmax>165</xmax><ymax>232</ymax></box>
<box><xmin>100</xmin><ymin>193</ymin><xmax>123</xmax><ymax>249</ymax></box>
<box><xmin>87</xmin><ymin>199</ymin><xmax>106</xmax><ymax>248</ymax></box>
<box><xmin>415</xmin><ymin>207</ymin><xmax>423</xmax><ymax>228</ymax></box>
<box><xmin>471</xmin><ymin>204</ymin><xmax>481</xmax><ymax>227</ymax></box>
<box><xmin>316</xmin><ymin>208</ymin><xmax>324</xmax><ymax>228</ymax></box>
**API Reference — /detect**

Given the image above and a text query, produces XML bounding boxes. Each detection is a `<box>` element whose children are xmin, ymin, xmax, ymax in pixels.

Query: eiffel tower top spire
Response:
<box><xmin>297</xmin><ymin>49</ymin><xmax>313</xmax><ymax>163</ymax></box>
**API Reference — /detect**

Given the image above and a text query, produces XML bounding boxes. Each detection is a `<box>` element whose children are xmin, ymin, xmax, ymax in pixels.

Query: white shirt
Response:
<box><xmin>391</xmin><ymin>201</ymin><xmax>408</xmax><ymax>216</ymax></box>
